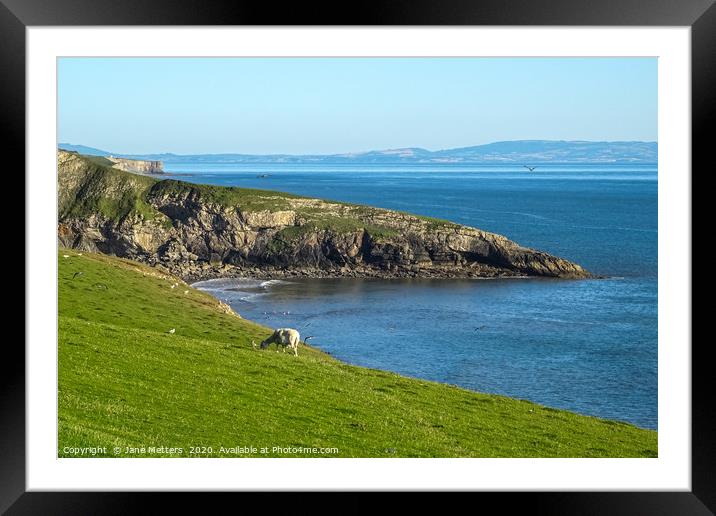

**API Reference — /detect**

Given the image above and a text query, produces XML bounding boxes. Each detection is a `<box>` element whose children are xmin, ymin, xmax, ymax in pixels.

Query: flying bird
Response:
<box><xmin>523</xmin><ymin>165</ymin><xmax>537</xmax><ymax>172</ymax></box>
<box><xmin>168</xmin><ymin>328</ymin><xmax>176</xmax><ymax>334</ymax></box>
<box><xmin>474</xmin><ymin>326</ymin><xmax>486</xmax><ymax>331</ymax></box>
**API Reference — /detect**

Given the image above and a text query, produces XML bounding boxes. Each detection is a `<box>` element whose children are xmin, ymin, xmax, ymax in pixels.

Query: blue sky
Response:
<box><xmin>58</xmin><ymin>57</ymin><xmax>657</xmax><ymax>155</ymax></box>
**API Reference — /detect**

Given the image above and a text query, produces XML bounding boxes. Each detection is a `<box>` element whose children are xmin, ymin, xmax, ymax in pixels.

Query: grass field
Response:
<box><xmin>58</xmin><ymin>249</ymin><xmax>657</xmax><ymax>458</ymax></box>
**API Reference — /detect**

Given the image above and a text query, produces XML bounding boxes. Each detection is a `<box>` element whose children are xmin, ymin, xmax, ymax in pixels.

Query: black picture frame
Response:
<box><xmin>4</xmin><ymin>0</ymin><xmax>710</xmax><ymax>512</ymax></box>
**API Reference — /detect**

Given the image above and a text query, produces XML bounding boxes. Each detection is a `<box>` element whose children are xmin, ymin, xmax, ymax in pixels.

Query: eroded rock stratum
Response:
<box><xmin>57</xmin><ymin>150</ymin><xmax>591</xmax><ymax>281</ymax></box>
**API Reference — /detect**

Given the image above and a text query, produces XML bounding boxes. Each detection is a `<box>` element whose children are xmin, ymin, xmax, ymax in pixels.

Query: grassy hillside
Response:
<box><xmin>58</xmin><ymin>249</ymin><xmax>657</xmax><ymax>457</ymax></box>
<box><xmin>58</xmin><ymin>152</ymin><xmax>166</xmax><ymax>225</ymax></box>
<box><xmin>58</xmin><ymin>150</ymin><xmax>456</xmax><ymax>234</ymax></box>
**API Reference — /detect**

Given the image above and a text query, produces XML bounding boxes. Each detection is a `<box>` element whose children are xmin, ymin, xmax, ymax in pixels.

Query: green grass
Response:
<box><xmin>58</xmin><ymin>249</ymin><xmax>657</xmax><ymax>458</ymax></box>
<box><xmin>148</xmin><ymin>179</ymin><xmax>301</xmax><ymax>212</ymax></box>
<box><xmin>274</xmin><ymin>217</ymin><xmax>399</xmax><ymax>241</ymax></box>
<box><xmin>58</xmin><ymin>158</ymin><xmax>168</xmax><ymax>225</ymax></box>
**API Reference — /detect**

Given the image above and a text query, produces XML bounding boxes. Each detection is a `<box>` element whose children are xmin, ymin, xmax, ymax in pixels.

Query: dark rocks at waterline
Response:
<box><xmin>129</xmin><ymin>259</ymin><xmax>538</xmax><ymax>284</ymax></box>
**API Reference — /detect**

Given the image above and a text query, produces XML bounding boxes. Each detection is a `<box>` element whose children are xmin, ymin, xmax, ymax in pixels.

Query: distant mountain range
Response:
<box><xmin>58</xmin><ymin>140</ymin><xmax>657</xmax><ymax>164</ymax></box>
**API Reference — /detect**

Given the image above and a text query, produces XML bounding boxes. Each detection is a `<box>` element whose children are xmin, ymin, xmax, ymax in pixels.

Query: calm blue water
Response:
<box><xmin>166</xmin><ymin>163</ymin><xmax>658</xmax><ymax>429</ymax></box>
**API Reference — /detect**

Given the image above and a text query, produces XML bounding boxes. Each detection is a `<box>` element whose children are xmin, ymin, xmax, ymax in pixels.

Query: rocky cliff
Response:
<box><xmin>107</xmin><ymin>156</ymin><xmax>164</xmax><ymax>174</ymax></box>
<box><xmin>57</xmin><ymin>150</ymin><xmax>591</xmax><ymax>281</ymax></box>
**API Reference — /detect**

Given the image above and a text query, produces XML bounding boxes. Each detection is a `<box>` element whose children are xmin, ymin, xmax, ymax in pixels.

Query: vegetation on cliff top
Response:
<box><xmin>58</xmin><ymin>151</ymin><xmax>455</xmax><ymax>237</ymax></box>
<box><xmin>58</xmin><ymin>154</ymin><xmax>166</xmax><ymax>225</ymax></box>
<box><xmin>59</xmin><ymin>249</ymin><xmax>656</xmax><ymax>457</ymax></box>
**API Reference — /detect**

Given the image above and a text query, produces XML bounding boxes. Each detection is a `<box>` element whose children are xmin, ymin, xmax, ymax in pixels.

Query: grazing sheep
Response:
<box><xmin>256</xmin><ymin>328</ymin><xmax>301</xmax><ymax>356</ymax></box>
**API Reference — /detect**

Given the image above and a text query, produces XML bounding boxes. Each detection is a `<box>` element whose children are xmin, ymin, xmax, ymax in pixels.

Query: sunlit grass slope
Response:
<box><xmin>58</xmin><ymin>250</ymin><xmax>657</xmax><ymax>458</ymax></box>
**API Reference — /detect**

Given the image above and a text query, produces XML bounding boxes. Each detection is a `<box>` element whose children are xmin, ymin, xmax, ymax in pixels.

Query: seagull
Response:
<box><xmin>523</xmin><ymin>165</ymin><xmax>537</xmax><ymax>172</ymax></box>
<box><xmin>168</xmin><ymin>328</ymin><xmax>176</xmax><ymax>334</ymax></box>
<box><xmin>72</xmin><ymin>271</ymin><xmax>84</xmax><ymax>280</ymax></box>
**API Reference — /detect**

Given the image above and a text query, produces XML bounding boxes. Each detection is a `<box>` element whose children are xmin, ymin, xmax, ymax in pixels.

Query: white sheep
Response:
<box><xmin>255</xmin><ymin>328</ymin><xmax>301</xmax><ymax>356</ymax></box>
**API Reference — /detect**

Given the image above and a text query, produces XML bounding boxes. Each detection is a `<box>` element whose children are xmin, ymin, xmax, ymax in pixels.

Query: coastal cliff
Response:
<box><xmin>57</xmin><ymin>150</ymin><xmax>591</xmax><ymax>281</ymax></box>
<box><xmin>107</xmin><ymin>156</ymin><xmax>164</xmax><ymax>175</ymax></box>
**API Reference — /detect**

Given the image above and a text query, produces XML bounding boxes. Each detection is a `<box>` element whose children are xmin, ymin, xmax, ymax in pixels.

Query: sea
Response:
<box><xmin>162</xmin><ymin>162</ymin><xmax>658</xmax><ymax>430</ymax></box>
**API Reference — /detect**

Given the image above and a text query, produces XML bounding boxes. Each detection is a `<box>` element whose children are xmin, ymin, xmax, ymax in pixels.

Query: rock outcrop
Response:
<box><xmin>57</xmin><ymin>150</ymin><xmax>591</xmax><ymax>282</ymax></box>
<box><xmin>107</xmin><ymin>156</ymin><xmax>164</xmax><ymax>174</ymax></box>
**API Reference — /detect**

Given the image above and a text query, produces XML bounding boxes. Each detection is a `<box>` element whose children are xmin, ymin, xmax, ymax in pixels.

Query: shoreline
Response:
<box><xmin>142</xmin><ymin>259</ymin><xmax>596</xmax><ymax>285</ymax></box>
<box><xmin>189</xmin><ymin>270</ymin><xmax>651</xmax><ymax>431</ymax></box>
<box><xmin>59</xmin><ymin>249</ymin><xmax>658</xmax><ymax>443</ymax></box>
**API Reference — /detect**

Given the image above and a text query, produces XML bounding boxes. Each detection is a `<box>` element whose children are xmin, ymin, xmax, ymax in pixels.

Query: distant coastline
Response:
<box><xmin>58</xmin><ymin>139</ymin><xmax>658</xmax><ymax>165</ymax></box>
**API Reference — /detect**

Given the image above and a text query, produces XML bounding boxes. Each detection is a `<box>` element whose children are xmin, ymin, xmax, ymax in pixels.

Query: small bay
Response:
<box><xmin>169</xmin><ymin>163</ymin><xmax>657</xmax><ymax>429</ymax></box>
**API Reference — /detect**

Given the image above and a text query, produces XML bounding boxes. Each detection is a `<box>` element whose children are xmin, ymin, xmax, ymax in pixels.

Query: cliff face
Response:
<box><xmin>57</xmin><ymin>150</ymin><xmax>591</xmax><ymax>281</ymax></box>
<box><xmin>107</xmin><ymin>156</ymin><xmax>164</xmax><ymax>174</ymax></box>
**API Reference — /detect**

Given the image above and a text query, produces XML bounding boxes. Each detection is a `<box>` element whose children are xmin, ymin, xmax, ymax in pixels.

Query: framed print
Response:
<box><xmin>5</xmin><ymin>0</ymin><xmax>711</xmax><ymax>512</ymax></box>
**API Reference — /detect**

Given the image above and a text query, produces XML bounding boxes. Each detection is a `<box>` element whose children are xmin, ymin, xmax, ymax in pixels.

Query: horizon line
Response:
<box><xmin>58</xmin><ymin>138</ymin><xmax>658</xmax><ymax>157</ymax></box>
